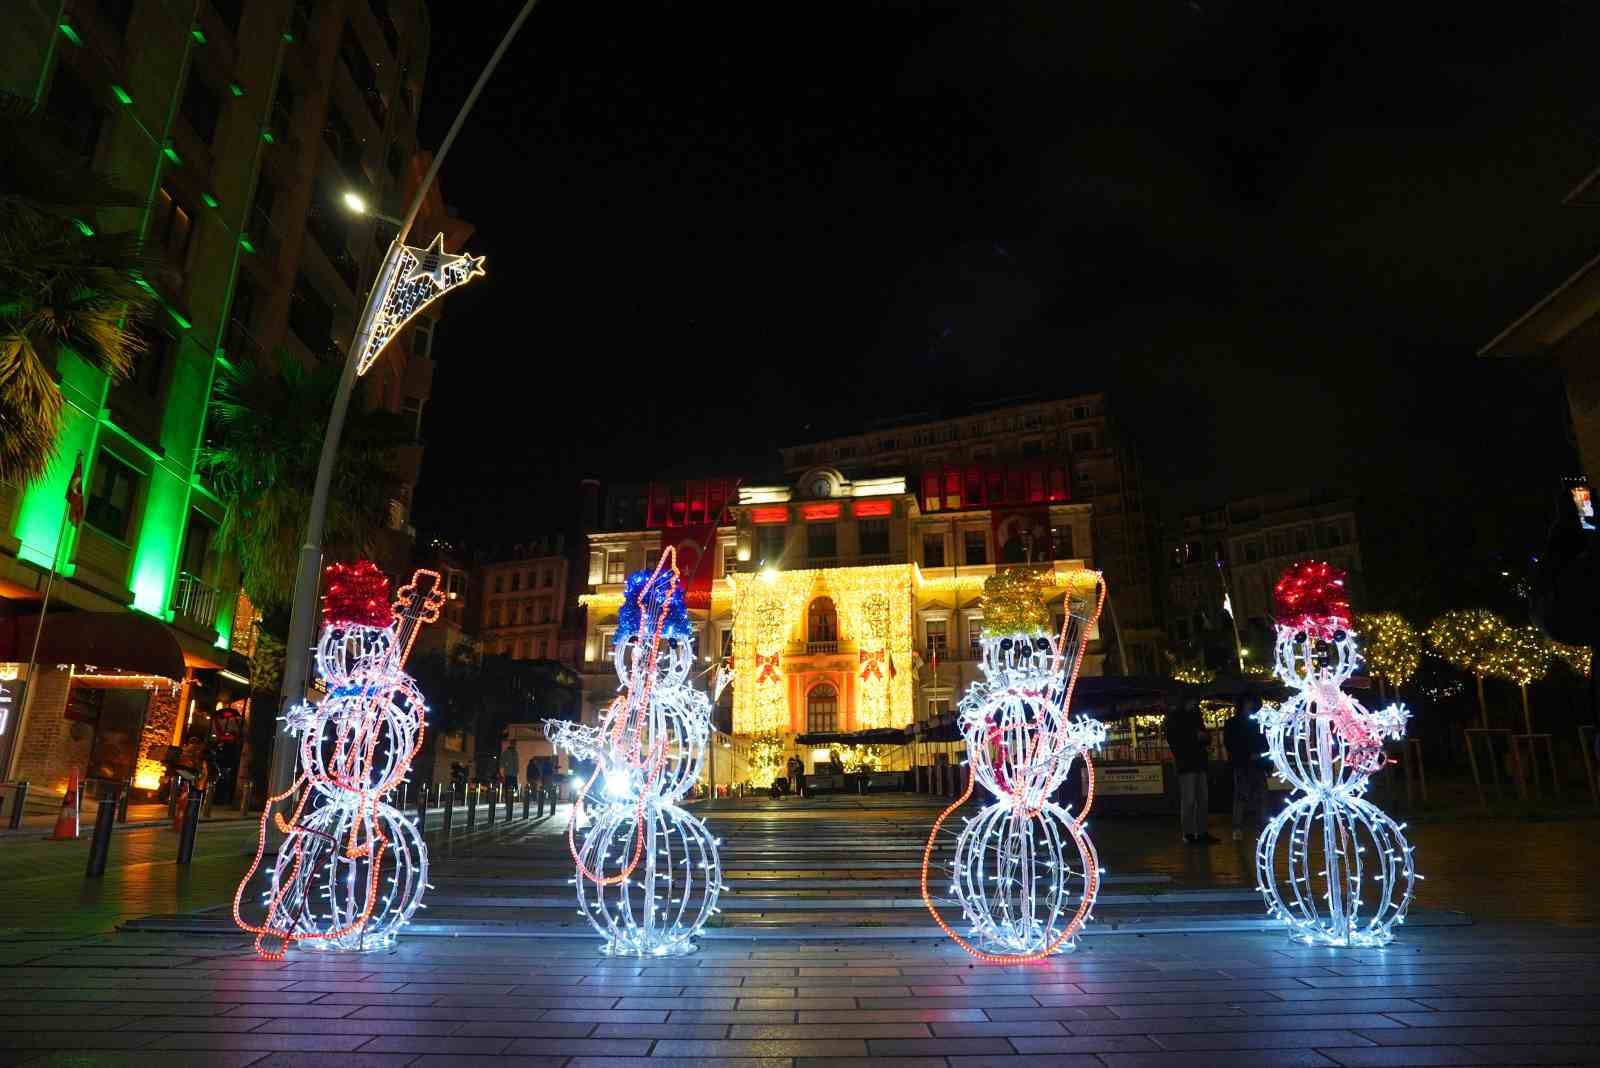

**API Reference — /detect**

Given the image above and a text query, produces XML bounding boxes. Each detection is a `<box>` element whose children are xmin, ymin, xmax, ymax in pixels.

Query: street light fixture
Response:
<box><xmin>341</xmin><ymin>189</ymin><xmax>405</xmax><ymax>227</ymax></box>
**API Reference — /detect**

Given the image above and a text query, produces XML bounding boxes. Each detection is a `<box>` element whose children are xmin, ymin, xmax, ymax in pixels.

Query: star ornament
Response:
<box><xmin>355</xmin><ymin>233</ymin><xmax>486</xmax><ymax>376</ymax></box>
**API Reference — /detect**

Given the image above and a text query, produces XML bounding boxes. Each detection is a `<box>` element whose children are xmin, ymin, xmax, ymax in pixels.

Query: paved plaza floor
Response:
<box><xmin>1</xmin><ymin>793</ymin><xmax>1596</xmax><ymax>1066</ymax></box>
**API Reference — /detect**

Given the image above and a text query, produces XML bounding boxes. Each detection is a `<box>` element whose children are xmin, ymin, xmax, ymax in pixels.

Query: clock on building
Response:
<box><xmin>810</xmin><ymin>477</ymin><xmax>833</xmax><ymax>498</ymax></box>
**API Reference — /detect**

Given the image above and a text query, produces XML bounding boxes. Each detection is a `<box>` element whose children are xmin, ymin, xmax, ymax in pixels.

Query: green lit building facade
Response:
<box><xmin>0</xmin><ymin>0</ymin><xmax>448</xmax><ymax>799</ymax></box>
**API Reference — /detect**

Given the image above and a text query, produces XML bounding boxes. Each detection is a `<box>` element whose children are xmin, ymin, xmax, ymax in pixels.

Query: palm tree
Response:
<box><xmin>201</xmin><ymin>348</ymin><xmax>414</xmax><ymax>617</ymax></box>
<box><xmin>0</xmin><ymin>95</ymin><xmax>157</xmax><ymax>484</ymax></box>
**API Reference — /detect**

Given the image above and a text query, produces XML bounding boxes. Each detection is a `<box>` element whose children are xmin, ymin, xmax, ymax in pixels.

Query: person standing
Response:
<box><xmin>1224</xmin><ymin>698</ymin><xmax>1271</xmax><ymax>841</ymax></box>
<box><xmin>1165</xmin><ymin>698</ymin><xmax>1217</xmax><ymax>844</ymax></box>
<box><xmin>527</xmin><ymin>757</ymin><xmax>545</xmax><ymax>818</ymax></box>
<box><xmin>786</xmin><ymin>754</ymin><xmax>805</xmax><ymax>799</ymax></box>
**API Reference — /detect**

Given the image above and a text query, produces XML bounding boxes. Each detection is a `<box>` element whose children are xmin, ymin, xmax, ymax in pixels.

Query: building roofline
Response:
<box><xmin>1479</xmin><ymin>250</ymin><xmax>1600</xmax><ymax>358</ymax></box>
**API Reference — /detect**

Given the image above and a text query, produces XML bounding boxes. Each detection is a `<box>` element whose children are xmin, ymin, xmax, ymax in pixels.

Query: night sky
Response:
<box><xmin>413</xmin><ymin>0</ymin><xmax>1600</xmax><ymax>615</ymax></box>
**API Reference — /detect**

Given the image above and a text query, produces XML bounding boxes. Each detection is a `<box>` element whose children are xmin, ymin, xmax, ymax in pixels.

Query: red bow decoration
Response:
<box><xmin>859</xmin><ymin>647</ymin><xmax>886</xmax><ymax>680</ymax></box>
<box><xmin>1272</xmin><ymin>560</ymin><xmax>1350</xmax><ymax>640</ymax></box>
<box><xmin>323</xmin><ymin>560</ymin><xmax>393</xmax><ymax>628</ymax></box>
<box><xmin>755</xmin><ymin>652</ymin><xmax>781</xmax><ymax>684</ymax></box>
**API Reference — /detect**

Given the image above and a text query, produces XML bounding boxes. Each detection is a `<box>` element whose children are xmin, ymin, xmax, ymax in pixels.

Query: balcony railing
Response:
<box><xmin>172</xmin><ymin>571</ymin><xmax>220</xmax><ymax>630</ymax></box>
<box><xmin>805</xmin><ymin>641</ymin><xmax>838</xmax><ymax>655</ymax></box>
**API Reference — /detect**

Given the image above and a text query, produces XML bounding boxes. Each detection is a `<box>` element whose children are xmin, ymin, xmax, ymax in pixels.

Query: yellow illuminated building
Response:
<box><xmin>578</xmin><ymin>456</ymin><xmax>1106</xmax><ymax>782</ymax></box>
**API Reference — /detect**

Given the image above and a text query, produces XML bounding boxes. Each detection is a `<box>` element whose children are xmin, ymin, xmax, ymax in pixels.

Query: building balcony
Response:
<box><xmin>806</xmin><ymin>640</ymin><xmax>838</xmax><ymax>655</ymax></box>
<box><xmin>171</xmin><ymin>571</ymin><xmax>220</xmax><ymax>634</ymax></box>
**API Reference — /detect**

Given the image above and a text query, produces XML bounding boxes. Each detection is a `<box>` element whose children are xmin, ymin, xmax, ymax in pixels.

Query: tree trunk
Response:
<box><xmin>1475</xmin><ymin>674</ymin><xmax>1488</xmax><ymax>729</ymax></box>
<box><xmin>1520</xmin><ymin>683</ymin><xmax>1533</xmax><ymax>736</ymax></box>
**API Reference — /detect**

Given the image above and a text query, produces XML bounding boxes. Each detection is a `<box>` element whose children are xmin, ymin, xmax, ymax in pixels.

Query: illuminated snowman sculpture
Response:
<box><xmin>1255</xmin><ymin>561</ymin><xmax>1417</xmax><ymax>947</ymax></box>
<box><xmin>235</xmin><ymin>562</ymin><xmax>444</xmax><ymax>959</ymax></box>
<box><xmin>922</xmin><ymin>569</ymin><xmax>1108</xmax><ymax>962</ymax></box>
<box><xmin>547</xmin><ymin>549</ymin><xmax>723</xmax><ymax>956</ymax></box>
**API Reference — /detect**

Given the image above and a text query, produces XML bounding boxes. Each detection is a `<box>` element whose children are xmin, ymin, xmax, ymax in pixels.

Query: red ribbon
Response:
<box><xmin>755</xmin><ymin>652</ymin><xmax>781</xmax><ymax>684</ymax></box>
<box><xmin>859</xmin><ymin>647</ymin><xmax>886</xmax><ymax>680</ymax></box>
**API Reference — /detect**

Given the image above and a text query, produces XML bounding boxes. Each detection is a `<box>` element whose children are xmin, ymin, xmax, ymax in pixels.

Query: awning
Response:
<box><xmin>795</xmin><ymin>727</ymin><xmax>911</xmax><ymax>747</ymax></box>
<box><xmin>0</xmin><ymin>610</ymin><xmax>187</xmax><ymax>680</ymax></box>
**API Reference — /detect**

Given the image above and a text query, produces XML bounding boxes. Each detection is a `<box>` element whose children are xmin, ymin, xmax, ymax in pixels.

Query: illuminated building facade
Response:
<box><xmin>780</xmin><ymin>395</ymin><xmax>1159</xmax><ymax>675</ymax></box>
<box><xmin>579</xmin><ymin>466</ymin><xmax>1102</xmax><ymax>774</ymax></box>
<box><xmin>0</xmin><ymin>0</ymin><xmax>459</xmax><ymax>800</ymax></box>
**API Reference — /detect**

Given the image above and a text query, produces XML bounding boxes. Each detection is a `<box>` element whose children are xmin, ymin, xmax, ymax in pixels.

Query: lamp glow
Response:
<box><xmin>342</xmin><ymin>191</ymin><xmax>369</xmax><ymax>215</ymax></box>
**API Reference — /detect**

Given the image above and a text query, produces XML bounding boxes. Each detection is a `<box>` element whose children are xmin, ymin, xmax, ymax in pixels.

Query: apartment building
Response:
<box><xmin>478</xmin><ymin>537</ymin><xmax>571</xmax><ymax>663</ymax></box>
<box><xmin>0</xmin><ymin>0</ymin><xmax>459</xmax><ymax>797</ymax></box>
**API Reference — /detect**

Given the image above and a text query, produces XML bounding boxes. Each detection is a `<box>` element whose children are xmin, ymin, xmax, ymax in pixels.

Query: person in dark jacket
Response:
<box><xmin>1165</xmin><ymin>699</ymin><xmax>1216</xmax><ymax>844</ymax></box>
<box><xmin>1224</xmin><ymin>698</ymin><xmax>1271</xmax><ymax>840</ymax></box>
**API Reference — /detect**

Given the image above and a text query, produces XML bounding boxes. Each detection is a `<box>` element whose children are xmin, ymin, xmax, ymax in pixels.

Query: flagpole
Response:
<box><xmin>1217</xmin><ymin>558</ymin><xmax>1246</xmax><ymax>672</ymax></box>
<box><xmin>3</xmin><ymin>459</ymin><xmax>78</xmax><ymax>782</ymax></box>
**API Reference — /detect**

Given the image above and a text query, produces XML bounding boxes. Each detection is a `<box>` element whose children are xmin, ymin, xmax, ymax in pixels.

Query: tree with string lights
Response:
<box><xmin>1425</xmin><ymin>609</ymin><xmax>1510</xmax><ymax>728</ymax></box>
<box><xmin>1356</xmin><ymin>612</ymin><xmax>1421</xmax><ymax>699</ymax></box>
<box><xmin>1489</xmin><ymin>624</ymin><xmax>1553</xmax><ymax>735</ymax></box>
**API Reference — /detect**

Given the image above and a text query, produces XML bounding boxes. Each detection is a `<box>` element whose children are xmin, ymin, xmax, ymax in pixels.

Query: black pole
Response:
<box><xmin>85</xmin><ymin>798</ymin><xmax>116</xmax><ymax>877</ymax></box>
<box><xmin>415</xmin><ymin>780</ymin><xmax>427</xmax><ymax>828</ymax></box>
<box><xmin>522</xmin><ymin>785</ymin><xmax>530</xmax><ymax>820</ymax></box>
<box><xmin>6</xmin><ymin>780</ymin><xmax>27</xmax><ymax>829</ymax></box>
<box><xmin>116</xmin><ymin>782</ymin><xmax>131</xmax><ymax>822</ymax></box>
<box><xmin>442</xmin><ymin>790</ymin><xmax>454</xmax><ymax>835</ymax></box>
<box><xmin>176</xmin><ymin>787</ymin><xmax>205</xmax><ymax>865</ymax></box>
<box><xmin>486</xmin><ymin>783</ymin><xmax>496</xmax><ymax>826</ymax></box>
<box><xmin>466</xmin><ymin>785</ymin><xmax>477</xmax><ymax>829</ymax></box>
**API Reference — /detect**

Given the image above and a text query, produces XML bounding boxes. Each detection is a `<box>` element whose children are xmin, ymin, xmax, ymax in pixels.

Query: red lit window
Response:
<box><xmin>1027</xmin><ymin>469</ymin><xmax>1045</xmax><ymax>503</ymax></box>
<box><xmin>986</xmin><ymin>469</ymin><xmax>1004</xmax><ymax>503</ymax></box>
<box><xmin>943</xmin><ymin>468</ymin><xmax>961</xmax><ymax>510</ymax></box>
<box><xmin>965</xmin><ymin>466</ymin><xmax>983</xmax><ymax>505</ymax></box>
<box><xmin>852</xmin><ymin>498</ymin><xmax>893</xmax><ymax>518</ymax></box>
<box><xmin>751</xmin><ymin>506</ymin><xmax>789</xmax><ymax>525</ymax></box>
<box><xmin>1049</xmin><ymin>466</ymin><xmax>1068</xmax><ymax>501</ymax></box>
<box><xmin>922</xmin><ymin>472</ymin><xmax>941</xmax><ymax>512</ymax></box>
<box><xmin>801</xmin><ymin>502</ymin><xmax>841</xmax><ymax>521</ymax></box>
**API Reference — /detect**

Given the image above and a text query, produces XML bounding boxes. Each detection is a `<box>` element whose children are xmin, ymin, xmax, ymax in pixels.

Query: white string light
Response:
<box><xmin>548</xmin><ymin>554</ymin><xmax>723</xmax><ymax>956</ymax></box>
<box><xmin>356</xmin><ymin>233</ymin><xmax>485</xmax><ymax>376</ymax></box>
<box><xmin>1254</xmin><ymin>562</ymin><xmax>1417</xmax><ymax>947</ymax></box>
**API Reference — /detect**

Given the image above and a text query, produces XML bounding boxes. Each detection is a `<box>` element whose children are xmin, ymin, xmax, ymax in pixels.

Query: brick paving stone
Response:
<box><xmin>112</xmin><ymin>1016</ymin><xmax>275</xmax><ymax>1032</ymax></box>
<box><xmin>142</xmin><ymin>1033</ymin><xmax>370</xmax><ymax>1052</ymax></box>
<box><xmin>1317</xmin><ymin>1047</ymin><xmax>1484</xmax><ymax>1067</ymax></box>
<box><xmin>728</xmin><ymin>1023</ymin><xmax>932</xmax><ymax>1039</ymax></box>
<box><xmin>1100</xmin><ymin>1052</ymin><xmax>1342</xmax><ymax>1067</ymax></box>
<box><xmin>563</xmin><ymin>1060</ymin><xmax>789</xmax><ymax>1068</ymax></box>
<box><xmin>664</xmin><ymin>1010</ymin><xmax>798</xmax><ymax>1024</ymax></box>
<box><xmin>0</xmin><ymin>1030</ymin><xmax>154</xmax><ymax>1051</ymax></box>
<box><xmin>1066</xmin><ymin>1013</ymin><xmax>1405</xmax><ymax>1035</ymax></box>
<box><xmin>798</xmin><ymin>1008</ymin><xmax>991</xmax><ymax>1022</ymax></box>
<box><xmin>863</xmin><ymin>1037</ymin><xmax>1016</xmax><ymax>1055</ymax></box>
<box><xmin>1356</xmin><ymin>1026</ymin><xmax>1600</xmax><ymax>1046</ymax></box>
<box><xmin>588</xmin><ymin>1023</ymin><xmax>730</xmax><ymax>1040</ymax></box>
<box><xmin>1151</xmin><ymin>1028</ymin><xmax>1379</xmax><ymax>1050</ymax></box>
<box><xmin>250</xmin><ymin>1055</ymin><xmax>416</xmax><ymax>1068</ymax></box>
<box><xmin>1456</xmin><ymin>1044</ymin><xmax>1600</xmax><ymax>1064</ymax></box>
<box><xmin>408</xmin><ymin>1058</ymin><xmax>567</xmax><ymax>1068</ymax></box>
<box><xmin>253</xmin><ymin>1018</ymin><xmax>457</xmax><ymax>1036</ymax></box>
<box><xmin>450</xmin><ymin>1021</ymin><xmax>604</xmax><ymax>1038</ymax></box>
<box><xmin>652</xmin><ymin>1038</ymin><xmax>871</xmax><ymax>1057</ymax></box>
<box><xmin>356</xmin><ymin>1035</ymin><xmax>515</xmax><ymax>1054</ymax></box>
<box><xmin>946</xmin><ymin>1058</ymin><xmax>1106</xmax><ymax>1068</ymax></box>
<box><xmin>930</xmin><ymin>1020</ymin><xmax>1070</xmax><ymax>1036</ymax></box>
<box><xmin>500</xmin><ymin>1038</ymin><xmax>657</xmax><ymax>1056</ymax></box>
<box><xmin>16</xmin><ymin>1053</ymin><xmax>265</xmax><ymax>1068</ymax></box>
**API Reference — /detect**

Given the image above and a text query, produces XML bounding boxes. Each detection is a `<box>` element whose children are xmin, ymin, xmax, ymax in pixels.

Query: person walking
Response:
<box><xmin>1165</xmin><ymin>698</ymin><xmax>1217</xmax><ymax>844</ymax></box>
<box><xmin>1224</xmin><ymin>698</ymin><xmax>1271</xmax><ymax>841</ymax></box>
<box><xmin>526</xmin><ymin>757</ymin><xmax>545</xmax><ymax>817</ymax></box>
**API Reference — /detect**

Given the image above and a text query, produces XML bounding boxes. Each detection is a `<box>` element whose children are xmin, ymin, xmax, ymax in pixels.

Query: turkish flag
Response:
<box><xmin>992</xmin><ymin>504</ymin><xmax>1052</xmax><ymax>565</ymax></box>
<box><xmin>668</xmin><ymin>525</ymin><xmax>717</xmax><ymax>609</ymax></box>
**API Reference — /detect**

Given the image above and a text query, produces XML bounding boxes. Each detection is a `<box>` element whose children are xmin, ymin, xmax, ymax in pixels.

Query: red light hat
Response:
<box><xmin>1272</xmin><ymin>560</ymin><xmax>1351</xmax><ymax>640</ymax></box>
<box><xmin>323</xmin><ymin>560</ymin><xmax>394</xmax><ymax>628</ymax></box>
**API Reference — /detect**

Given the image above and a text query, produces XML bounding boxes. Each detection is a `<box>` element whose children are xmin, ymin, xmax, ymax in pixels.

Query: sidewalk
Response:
<box><xmin>0</xmin><ymin>924</ymin><xmax>1597</xmax><ymax>1065</ymax></box>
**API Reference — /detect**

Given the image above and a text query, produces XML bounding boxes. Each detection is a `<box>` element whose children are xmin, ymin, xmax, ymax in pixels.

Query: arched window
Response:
<box><xmin>806</xmin><ymin>683</ymin><xmax>838</xmax><ymax>733</ymax></box>
<box><xmin>808</xmin><ymin>597</ymin><xmax>837</xmax><ymax>644</ymax></box>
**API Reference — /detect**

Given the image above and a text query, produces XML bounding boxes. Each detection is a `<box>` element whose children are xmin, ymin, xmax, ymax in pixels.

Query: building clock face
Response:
<box><xmin>810</xmin><ymin>477</ymin><xmax>832</xmax><ymax>498</ymax></box>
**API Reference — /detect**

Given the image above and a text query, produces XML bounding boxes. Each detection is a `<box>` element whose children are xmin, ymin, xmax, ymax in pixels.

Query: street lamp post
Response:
<box><xmin>266</xmin><ymin>0</ymin><xmax>543</xmax><ymax>820</ymax></box>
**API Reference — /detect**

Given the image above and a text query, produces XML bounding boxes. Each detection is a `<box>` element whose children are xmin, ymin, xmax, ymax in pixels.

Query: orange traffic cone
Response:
<box><xmin>48</xmin><ymin>769</ymin><xmax>80</xmax><ymax>840</ymax></box>
<box><xmin>171</xmin><ymin>781</ymin><xmax>188</xmax><ymax>832</ymax></box>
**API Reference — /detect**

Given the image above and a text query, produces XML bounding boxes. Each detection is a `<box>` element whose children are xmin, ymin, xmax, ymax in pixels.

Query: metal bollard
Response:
<box><xmin>116</xmin><ymin>783</ymin><xmax>131</xmax><ymax>822</ymax></box>
<box><xmin>85</xmin><ymin>798</ymin><xmax>117</xmax><ymax>877</ymax></box>
<box><xmin>416</xmin><ymin>781</ymin><xmax>428</xmax><ymax>828</ymax></box>
<box><xmin>238</xmin><ymin>780</ymin><xmax>255</xmax><ymax>815</ymax></box>
<box><xmin>398</xmin><ymin>781</ymin><xmax>408</xmax><ymax>811</ymax></box>
<box><xmin>442</xmin><ymin>791</ymin><xmax>455</xmax><ymax>835</ymax></box>
<box><xmin>8</xmin><ymin>780</ymin><xmax>29</xmax><ymax>829</ymax></box>
<box><xmin>176</xmin><ymin>787</ymin><xmax>205</xmax><ymax>864</ymax></box>
<box><xmin>167</xmin><ymin>781</ymin><xmax>179</xmax><ymax>821</ymax></box>
<box><xmin>522</xmin><ymin>785</ymin><xmax>531</xmax><ymax>820</ymax></box>
<box><xmin>466</xmin><ymin>786</ymin><xmax>477</xmax><ymax>829</ymax></box>
<box><xmin>486</xmin><ymin>784</ymin><xmax>496</xmax><ymax>827</ymax></box>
